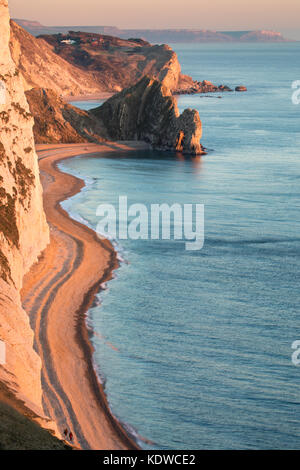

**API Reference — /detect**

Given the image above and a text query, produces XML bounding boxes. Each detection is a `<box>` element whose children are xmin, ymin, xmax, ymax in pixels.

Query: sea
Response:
<box><xmin>59</xmin><ymin>42</ymin><xmax>300</xmax><ymax>449</ymax></box>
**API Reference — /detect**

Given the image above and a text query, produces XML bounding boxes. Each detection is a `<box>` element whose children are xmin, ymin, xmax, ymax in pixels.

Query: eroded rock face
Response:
<box><xmin>26</xmin><ymin>88</ymin><xmax>106</xmax><ymax>144</ymax></box>
<box><xmin>91</xmin><ymin>76</ymin><xmax>204</xmax><ymax>155</ymax></box>
<box><xmin>9</xmin><ymin>20</ymin><xmax>101</xmax><ymax>98</ymax></box>
<box><xmin>0</xmin><ymin>0</ymin><xmax>49</xmax><ymax>413</ymax></box>
<box><xmin>40</xmin><ymin>32</ymin><xmax>183</xmax><ymax>93</ymax></box>
<box><xmin>11</xmin><ymin>24</ymin><xmax>184</xmax><ymax>97</ymax></box>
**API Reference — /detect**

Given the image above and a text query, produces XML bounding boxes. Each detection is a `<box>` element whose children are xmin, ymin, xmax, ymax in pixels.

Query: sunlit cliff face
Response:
<box><xmin>0</xmin><ymin>0</ymin><xmax>49</xmax><ymax>415</ymax></box>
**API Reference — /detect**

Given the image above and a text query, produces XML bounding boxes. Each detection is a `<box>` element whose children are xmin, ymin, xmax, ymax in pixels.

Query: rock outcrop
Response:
<box><xmin>235</xmin><ymin>86</ymin><xmax>247</xmax><ymax>92</ymax></box>
<box><xmin>0</xmin><ymin>0</ymin><xmax>53</xmax><ymax>431</ymax></box>
<box><xmin>175</xmin><ymin>76</ymin><xmax>233</xmax><ymax>95</ymax></box>
<box><xmin>91</xmin><ymin>76</ymin><xmax>204</xmax><ymax>155</ymax></box>
<box><xmin>26</xmin><ymin>88</ymin><xmax>106</xmax><ymax>144</ymax></box>
<box><xmin>37</xmin><ymin>31</ymin><xmax>233</xmax><ymax>96</ymax></box>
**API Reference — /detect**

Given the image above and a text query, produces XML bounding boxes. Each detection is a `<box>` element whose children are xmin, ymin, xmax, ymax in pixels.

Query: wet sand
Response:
<box><xmin>21</xmin><ymin>142</ymin><xmax>148</xmax><ymax>450</ymax></box>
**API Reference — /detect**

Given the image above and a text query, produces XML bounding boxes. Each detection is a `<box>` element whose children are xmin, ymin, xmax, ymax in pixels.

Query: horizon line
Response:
<box><xmin>12</xmin><ymin>19</ymin><xmax>287</xmax><ymax>34</ymax></box>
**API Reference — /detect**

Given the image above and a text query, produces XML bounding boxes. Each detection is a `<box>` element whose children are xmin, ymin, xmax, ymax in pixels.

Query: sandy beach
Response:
<box><xmin>64</xmin><ymin>92</ymin><xmax>114</xmax><ymax>103</ymax></box>
<box><xmin>21</xmin><ymin>142</ymin><xmax>148</xmax><ymax>450</ymax></box>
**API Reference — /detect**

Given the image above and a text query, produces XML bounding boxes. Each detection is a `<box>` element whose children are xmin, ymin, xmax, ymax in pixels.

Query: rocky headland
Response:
<box><xmin>10</xmin><ymin>22</ymin><xmax>238</xmax><ymax>98</ymax></box>
<box><xmin>24</xmin><ymin>79</ymin><xmax>204</xmax><ymax>155</ymax></box>
<box><xmin>9</xmin><ymin>20</ymin><xmax>102</xmax><ymax>98</ymax></box>
<box><xmin>91</xmin><ymin>76</ymin><xmax>204</xmax><ymax>155</ymax></box>
<box><xmin>39</xmin><ymin>31</ymin><xmax>182</xmax><ymax>93</ymax></box>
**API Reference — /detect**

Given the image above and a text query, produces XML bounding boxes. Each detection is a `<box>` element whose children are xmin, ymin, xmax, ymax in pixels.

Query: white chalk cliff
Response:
<box><xmin>0</xmin><ymin>0</ymin><xmax>50</xmax><ymax>420</ymax></box>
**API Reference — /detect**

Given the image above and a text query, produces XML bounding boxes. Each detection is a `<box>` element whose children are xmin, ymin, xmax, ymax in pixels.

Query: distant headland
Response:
<box><xmin>13</xmin><ymin>19</ymin><xmax>291</xmax><ymax>43</ymax></box>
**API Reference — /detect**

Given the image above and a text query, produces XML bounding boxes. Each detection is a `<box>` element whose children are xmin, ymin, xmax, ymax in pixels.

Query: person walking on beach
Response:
<box><xmin>69</xmin><ymin>432</ymin><xmax>73</xmax><ymax>442</ymax></box>
<box><xmin>64</xmin><ymin>428</ymin><xmax>68</xmax><ymax>438</ymax></box>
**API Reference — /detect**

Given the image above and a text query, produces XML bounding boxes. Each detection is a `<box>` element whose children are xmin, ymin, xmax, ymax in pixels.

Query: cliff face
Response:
<box><xmin>157</xmin><ymin>45</ymin><xmax>181</xmax><ymax>90</ymax></box>
<box><xmin>39</xmin><ymin>31</ymin><xmax>183</xmax><ymax>93</ymax></box>
<box><xmin>0</xmin><ymin>0</ymin><xmax>49</xmax><ymax>414</ymax></box>
<box><xmin>91</xmin><ymin>76</ymin><xmax>204</xmax><ymax>155</ymax></box>
<box><xmin>9</xmin><ymin>21</ymin><xmax>101</xmax><ymax>97</ymax></box>
<box><xmin>26</xmin><ymin>88</ymin><xmax>106</xmax><ymax>144</ymax></box>
<box><xmin>25</xmin><ymin>82</ymin><xmax>203</xmax><ymax>153</ymax></box>
<box><xmin>9</xmin><ymin>23</ymin><xmax>184</xmax><ymax>97</ymax></box>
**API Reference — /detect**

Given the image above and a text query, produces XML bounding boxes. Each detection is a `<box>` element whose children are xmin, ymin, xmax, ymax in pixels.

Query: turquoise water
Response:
<box><xmin>70</xmin><ymin>99</ymin><xmax>104</xmax><ymax>110</ymax></box>
<box><xmin>62</xmin><ymin>43</ymin><xmax>300</xmax><ymax>449</ymax></box>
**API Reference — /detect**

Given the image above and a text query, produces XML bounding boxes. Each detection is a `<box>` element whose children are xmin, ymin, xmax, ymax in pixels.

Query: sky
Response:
<box><xmin>8</xmin><ymin>0</ymin><xmax>300</xmax><ymax>38</ymax></box>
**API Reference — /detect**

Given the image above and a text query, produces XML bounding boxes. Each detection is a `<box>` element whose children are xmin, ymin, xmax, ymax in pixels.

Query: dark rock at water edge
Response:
<box><xmin>235</xmin><ymin>86</ymin><xmax>247</xmax><ymax>92</ymax></box>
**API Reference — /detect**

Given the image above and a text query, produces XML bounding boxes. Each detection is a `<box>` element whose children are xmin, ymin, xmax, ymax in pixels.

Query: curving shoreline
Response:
<box><xmin>21</xmin><ymin>142</ymin><xmax>148</xmax><ymax>450</ymax></box>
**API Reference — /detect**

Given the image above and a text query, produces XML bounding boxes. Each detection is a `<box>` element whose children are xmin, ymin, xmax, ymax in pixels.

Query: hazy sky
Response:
<box><xmin>8</xmin><ymin>0</ymin><xmax>300</xmax><ymax>33</ymax></box>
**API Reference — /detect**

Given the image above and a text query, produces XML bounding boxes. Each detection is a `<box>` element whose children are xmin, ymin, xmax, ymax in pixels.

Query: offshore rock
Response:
<box><xmin>174</xmin><ymin>76</ymin><xmax>233</xmax><ymax>94</ymax></box>
<box><xmin>235</xmin><ymin>85</ymin><xmax>247</xmax><ymax>92</ymax></box>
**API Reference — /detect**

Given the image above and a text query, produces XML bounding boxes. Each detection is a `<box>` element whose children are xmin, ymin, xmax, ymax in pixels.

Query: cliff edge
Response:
<box><xmin>0</xmin><ymin>0</ymin><xmax>63</xmax><ymax>447</ymax></box>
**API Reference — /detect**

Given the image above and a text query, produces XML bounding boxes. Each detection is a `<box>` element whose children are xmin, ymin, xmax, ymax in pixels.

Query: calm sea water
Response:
<box><xmin>61</xmin><ymin>43</ymin><xmax>300</xmax><ymax>449</ymax></box>
<box><xmin>70</xmin><ymin>99</ymin><xmax>104</xmax><ymax>111</ymax></box>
